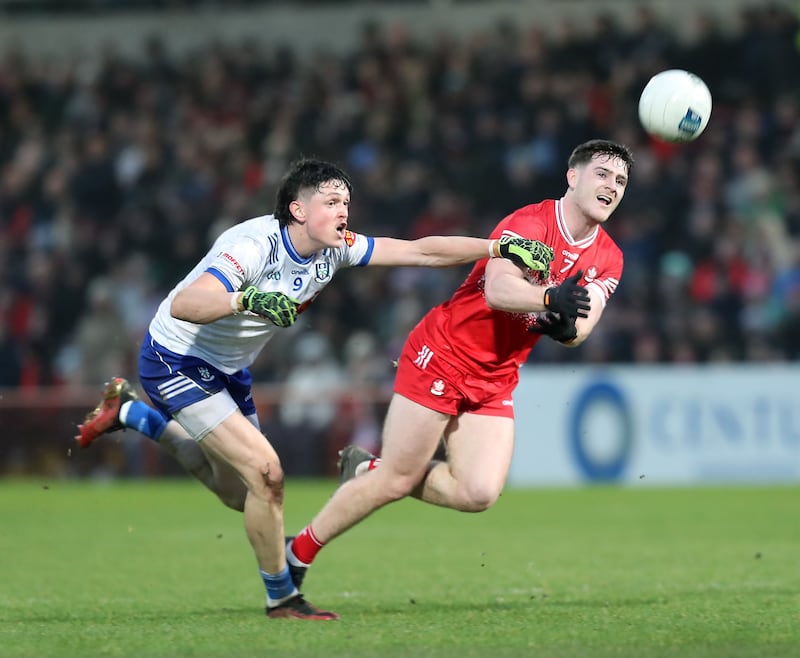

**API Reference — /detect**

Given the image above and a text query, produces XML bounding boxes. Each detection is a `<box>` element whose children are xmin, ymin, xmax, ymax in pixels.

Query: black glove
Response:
<box><xmin>529</xmin><ymin>311</ymin><xmax>578</xmax><ymax>344</ymax></box>
<box><xmin>241</xmin><ymin>287</ymin><xmax>299</xmax><ymax>327</ymax></box>
<box><xmin>495</xmin><ymin>236</ymin><xmax>554</xmax><ymax>280</ymax></box>
<box><xmin>543</xmin><ymin>270</ymin><xmax>591</xmax><ymax>319</ymax></box>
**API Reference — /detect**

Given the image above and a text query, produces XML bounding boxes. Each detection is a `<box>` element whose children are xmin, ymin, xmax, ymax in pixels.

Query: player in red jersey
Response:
<box><xmin>286</xmin><ymin>139</ymin><xmax>634</xmax><ymax>593</ymax></box>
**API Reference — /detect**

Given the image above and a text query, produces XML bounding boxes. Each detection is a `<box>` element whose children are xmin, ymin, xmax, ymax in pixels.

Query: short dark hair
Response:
<box><xmin>568</xmin><ymin>139</ymin><xmax>634</xmax><ymax>175</ymax></box>
<box><xmin>273</xmin><ymin>158</ymin><xmax>353</xmax><ymax>227</ymax></box>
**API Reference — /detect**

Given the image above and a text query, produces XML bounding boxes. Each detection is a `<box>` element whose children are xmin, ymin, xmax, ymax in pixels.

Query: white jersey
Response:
<box><xmin>148</xmin><ymin>214</ymin><xmax>374</xmax><ymax>374</ymax></box>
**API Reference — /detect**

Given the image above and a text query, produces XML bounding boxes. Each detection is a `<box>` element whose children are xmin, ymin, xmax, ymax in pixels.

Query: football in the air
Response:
<box><xmin>638</xmin><ymin>69</ymin><xmax>712</xmax><ymax>143</ymax></box>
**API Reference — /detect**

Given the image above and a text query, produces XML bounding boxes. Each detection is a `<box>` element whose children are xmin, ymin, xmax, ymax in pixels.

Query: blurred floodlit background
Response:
<box><xmin>0</xmin><ymin>0</ymin><xmax>798</xmax><ymax>483</ymax></box>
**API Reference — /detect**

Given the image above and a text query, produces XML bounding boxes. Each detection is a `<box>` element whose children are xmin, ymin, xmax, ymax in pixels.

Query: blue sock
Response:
<box><xmin>121</xmin><ymin>400</ymin><xmax>169</xmax><ymax>442</ymax></box>
<box><xmin>260</xmin><ymin>566</ymin><xmax>297</xmax><ymax>606</ymax></box>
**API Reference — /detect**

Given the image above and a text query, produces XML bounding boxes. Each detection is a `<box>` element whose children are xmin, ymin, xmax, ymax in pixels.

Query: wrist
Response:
<box><xmin>230</xmin><ymin>292</ymin><xmax>242</xmax><ymax>315</ymax></box>
<box><xmin>488</xmin><ymin>240</ymin><xmax>500</xmax><ymax>258</ymax></box>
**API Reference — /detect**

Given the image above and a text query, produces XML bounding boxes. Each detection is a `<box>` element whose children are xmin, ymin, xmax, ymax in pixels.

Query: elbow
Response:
<box><xmin>565</xmin><ymin>323</ymin><xmax>594</xmax><ymax>347</ymax></box>
<box><xmin>170</xmin><ymin>294</ymin><xmax>189</xmax><ymax>321</ymax></box>
<box><xmin>485</xmin><ymin>298</ymin><xmax>505</xmax><ymax>312</ymax></box>
<box><xmin>483</xmin><ymin>287</ymin><xmax>505</xmax><ymax>311</ymax></box>
<box><xmin>483</xmin><ymin>274</ymin><xmax>512</xmax><ymax>310</ymax></box>
<box><xmin>563</xmin><ymin>334</ymin><xmax>588</xmax><ymax>348</ymax></box>
<box><xmin>169</xmin><ymin>300</ymin><xmax>183</xmax><ymax>320</ymax></box>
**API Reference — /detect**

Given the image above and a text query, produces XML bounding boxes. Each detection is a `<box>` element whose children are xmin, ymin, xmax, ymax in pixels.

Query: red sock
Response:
<box><xmin>291</xmin><ymin>525</ymin><xmax>325</xmax><ymax>565</ymax></box>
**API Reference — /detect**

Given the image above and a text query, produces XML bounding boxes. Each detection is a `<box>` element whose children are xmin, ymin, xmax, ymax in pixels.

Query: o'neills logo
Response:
<box><xmin>344</xmin><ymin>230</ymin><xmax>357</xmax><ymax>247</ymax></box>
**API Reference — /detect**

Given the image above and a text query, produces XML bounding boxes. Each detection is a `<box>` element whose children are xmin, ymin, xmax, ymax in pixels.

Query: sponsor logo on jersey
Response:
<box><xmin>430</xmin><ymin>379</ymin><xmax>446</xmax><ymax>396</ymax></box>
<box><xmin>198</xmin><ymin>367</ymin><xmax>214</xmax><ymax>383</ymax></box>
<box><xmin>413</xmin><ymin>345</ymin><xmax>434</xmax><ymax>369</ymax></box>
<box><xmin>315</xmin><ymin>262</ymin><xmax>331</xmax><ymax>282</ymax></box>
<box><xmin>344</xmin><ymin>230</ymin><xmax>357</xmax><ymax>247</ymax></box>
<box><xmin>221</xmin><ymin>251</ymin><xmax>245</xmax><ymax>275</ymax></box>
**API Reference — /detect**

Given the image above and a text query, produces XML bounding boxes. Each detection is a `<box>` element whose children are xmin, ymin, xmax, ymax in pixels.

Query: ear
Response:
<box><xmin>566</xmin><ymin>167</ymin><xmax>578</xmax><ymax>190</ymax></box>
<box><xmin>289</xmin><ymin>200</ymin><xmax>306</xmax><ymax>221</ymax></box>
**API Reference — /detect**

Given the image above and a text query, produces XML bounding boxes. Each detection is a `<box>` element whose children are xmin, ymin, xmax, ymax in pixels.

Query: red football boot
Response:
<box><xmin>266</xmin><ymin>595</ymin><xmax>339</xmax><ymax>620</ymax></box>
<box><xmin>75</xmin><ymin>378</ymin><xmax>138</xmax><ymax>448</ymax></box>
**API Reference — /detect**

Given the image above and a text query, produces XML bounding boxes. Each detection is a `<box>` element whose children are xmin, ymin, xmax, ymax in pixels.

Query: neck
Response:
<box><xmin>285</xmin><ymin>222</ymin><xmax>316</xmax><ymax>259</ymax></box>
<box><xmin>561</xmin><ymin>195</ymin><xmax>598</xmax><ymax>242</ymax></box>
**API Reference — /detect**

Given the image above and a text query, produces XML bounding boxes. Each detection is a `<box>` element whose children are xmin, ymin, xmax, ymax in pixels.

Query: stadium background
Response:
<box><xmin>0</xmin><ymin>0</ymin><xmax>798</xmax><ymax>482</ymax></box>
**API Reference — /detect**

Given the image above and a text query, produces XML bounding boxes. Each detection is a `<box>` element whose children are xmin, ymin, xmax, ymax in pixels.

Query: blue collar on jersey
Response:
<box><xmin>280</xmin><ymin>225</ymin><xmax>315</xmax><ymax>264</ymax></box>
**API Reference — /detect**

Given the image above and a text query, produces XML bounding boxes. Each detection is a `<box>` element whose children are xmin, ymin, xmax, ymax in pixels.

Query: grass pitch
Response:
<box><xmin>0</xmin><ymin>479</ymin><xmax>797</xmax><ymax>658</ymax></box>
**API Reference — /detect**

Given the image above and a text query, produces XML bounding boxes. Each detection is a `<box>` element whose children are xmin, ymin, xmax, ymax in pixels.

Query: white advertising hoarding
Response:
<box><xmin>509</xmin><ymin>365</ymin><xmax>800</xmax><ymax>486</ymax></box>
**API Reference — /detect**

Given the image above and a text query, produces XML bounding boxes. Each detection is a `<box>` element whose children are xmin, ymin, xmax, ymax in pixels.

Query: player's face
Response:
<box><xmin>299</xmin><ymin>179</ymin><xmax>351</xmax><ymax>249</ymax></box>
<box><xmin>568</xmin><ymin>154</ymin><xmax>628</xmax><ymax>223</ymax></box>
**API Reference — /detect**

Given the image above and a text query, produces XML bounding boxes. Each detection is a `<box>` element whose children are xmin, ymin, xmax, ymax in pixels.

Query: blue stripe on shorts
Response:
<box><xmin>138</xmin><ymin>331</ymin><xmax>256</xmax><ymax>418</ymax></box>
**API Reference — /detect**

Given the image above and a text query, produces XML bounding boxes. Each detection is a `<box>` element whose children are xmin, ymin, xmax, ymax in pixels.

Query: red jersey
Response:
<box><xmin>413</xmin><ymin>198</ymin><xmax>623</xmax><ymax>379</ymax></box>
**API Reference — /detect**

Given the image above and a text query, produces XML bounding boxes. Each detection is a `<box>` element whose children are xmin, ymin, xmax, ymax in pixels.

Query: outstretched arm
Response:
<box><xmin>367</xmin><ymin>236</ymin><xmax>492</xmax><ymax>267</ymax></box>
<box><xmin>368</xmin><ymin>235</ymin><xmax>551</xmax><ymax>271</ymax></box>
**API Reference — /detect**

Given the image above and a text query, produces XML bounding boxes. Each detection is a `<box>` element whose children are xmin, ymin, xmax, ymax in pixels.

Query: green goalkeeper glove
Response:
<box><xmin>241</xmin><ymin>287</ymin><xmax>299</xmax><ymax>327</ymax></box>
<box><xmin>494</xmin><ymin>236</ymin><xmax>554</xmax><ymax>279</ymax></box>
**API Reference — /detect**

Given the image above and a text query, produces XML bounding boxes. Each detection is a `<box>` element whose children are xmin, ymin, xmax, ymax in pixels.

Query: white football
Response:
<box><xmin>638</xmin><ymin>69</ymin><xmax>712</xmax><ymax>143</ymax></box>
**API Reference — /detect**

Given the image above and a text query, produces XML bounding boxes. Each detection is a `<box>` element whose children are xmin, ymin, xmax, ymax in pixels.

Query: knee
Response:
<box><xmin>379</xmin><ymin>473</ymin><xmax>420</xmax><ymax>502</ymax></box>
<box><xmin>246</xmin><ymin>458</ymin><xmax>285</xmax><ymax>504</ymax></box>
<box><xmin>458</xmin><ymin>484</ymin><xmax>500</xmax><ymax>513</ymax></box>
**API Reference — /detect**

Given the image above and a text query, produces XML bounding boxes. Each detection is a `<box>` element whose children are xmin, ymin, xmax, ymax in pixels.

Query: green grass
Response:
<box><xmin>0</xmin><ymin>479</ymin><xmax>798</xmax><ymax>658</ymax></box>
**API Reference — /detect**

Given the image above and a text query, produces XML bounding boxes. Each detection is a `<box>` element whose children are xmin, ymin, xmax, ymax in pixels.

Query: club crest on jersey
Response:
<box><xmin>430</xmin><ymin>379</ymin><xmax>446</xmax><ymax>396</ymax></box>
<box><xmin>344</xmin><ymin>230</ymin><xmax>357</xmax><ymax>247</ymax></box>
<box><xmin>584</xmin><ymin>266</ymin><xmax>598</xmax><ymax>283</ymax></box>
<box><xmin>315</xmin><ymin>262</ymin><xmax>331</xmax><ymax>282</ymax></box>
<box><xmin>198</xmin><ymin>367</ymin><xmax>214</xmax><ymax>383</ymax></box>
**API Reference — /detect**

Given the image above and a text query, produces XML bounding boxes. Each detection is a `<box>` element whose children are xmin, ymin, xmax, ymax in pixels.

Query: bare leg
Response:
<box><xmin>199</xmin><ymin>413</ymin><xmax>286</xmax><ymax>572</ymax></box>
<box><xmin>415</xmin><ymin>413</ymin><xmax>514</xmax><ymax>511</ymax></box>
<box><xmin>158</xmin><ymin>420</ymin><xmax>247</xmax><ymax>511</ymax></box>
<box><xmin>311</xmin><ymin>395</ymin><xmax>449</xmax><ymax>543</ymax></box>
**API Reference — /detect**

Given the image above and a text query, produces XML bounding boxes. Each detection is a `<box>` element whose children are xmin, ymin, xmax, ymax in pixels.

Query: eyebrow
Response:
<box><xmin>594</xmin><ymin>165</ymin><xmax>628</xmax><ymax>181</ymax></box>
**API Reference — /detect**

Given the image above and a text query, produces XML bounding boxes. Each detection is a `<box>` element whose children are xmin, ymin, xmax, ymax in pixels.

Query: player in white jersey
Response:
<box><xmin>73</xmin><ymin>158</ymin><xmax>555</xmax><ymax>621</ymax></box>
<box><xmin>146</xmin><ymin>212</ymin><xmax>377</xmax><ymax>374</ymax></box>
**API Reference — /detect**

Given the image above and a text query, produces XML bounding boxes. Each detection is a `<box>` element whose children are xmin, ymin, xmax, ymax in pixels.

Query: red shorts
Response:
<box><xmin>393</xmin><ymin>332</ymin><xmax>518</xmax><ymax>418</ymax></box>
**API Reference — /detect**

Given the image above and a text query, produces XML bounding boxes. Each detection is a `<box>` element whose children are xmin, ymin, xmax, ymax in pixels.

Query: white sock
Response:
<box><xmin>286</xmin><ymin>541</ymin><xmax>309</xmax><ymax>568</ymax></box>
<box><xmin>118</xmin><ymin>400</ymin><xmax>133</xmax><ymax>425</ymax></box>
<box><xmin>354</xmin><ymin>457</ymin><xmax>381</xmax><ymax>478</ymax></box>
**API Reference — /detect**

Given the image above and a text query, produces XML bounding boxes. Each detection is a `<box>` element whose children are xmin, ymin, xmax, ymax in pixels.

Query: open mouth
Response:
<box><xmin>336</xmin><ymin>222</ymin><xmax>347</xmax><ymax>238</ymax></box>
<box><xmin>597</xmin><ymin>194</ymin><xmax>613</xmax><ymax>206</ymax></box>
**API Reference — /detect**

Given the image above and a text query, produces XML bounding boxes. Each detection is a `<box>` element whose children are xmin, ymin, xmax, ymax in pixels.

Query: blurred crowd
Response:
<box><xmin>2</xmin><ymin>2</ymin><xmax>800</xmax><ymax>403</ymax></box>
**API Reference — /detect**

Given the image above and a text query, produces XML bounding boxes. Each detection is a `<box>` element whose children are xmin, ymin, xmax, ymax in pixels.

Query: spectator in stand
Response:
<box><xmin>0</xmin><ymin>3</ymin><xmax>799</xmax><ymax>394</ymax></box>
